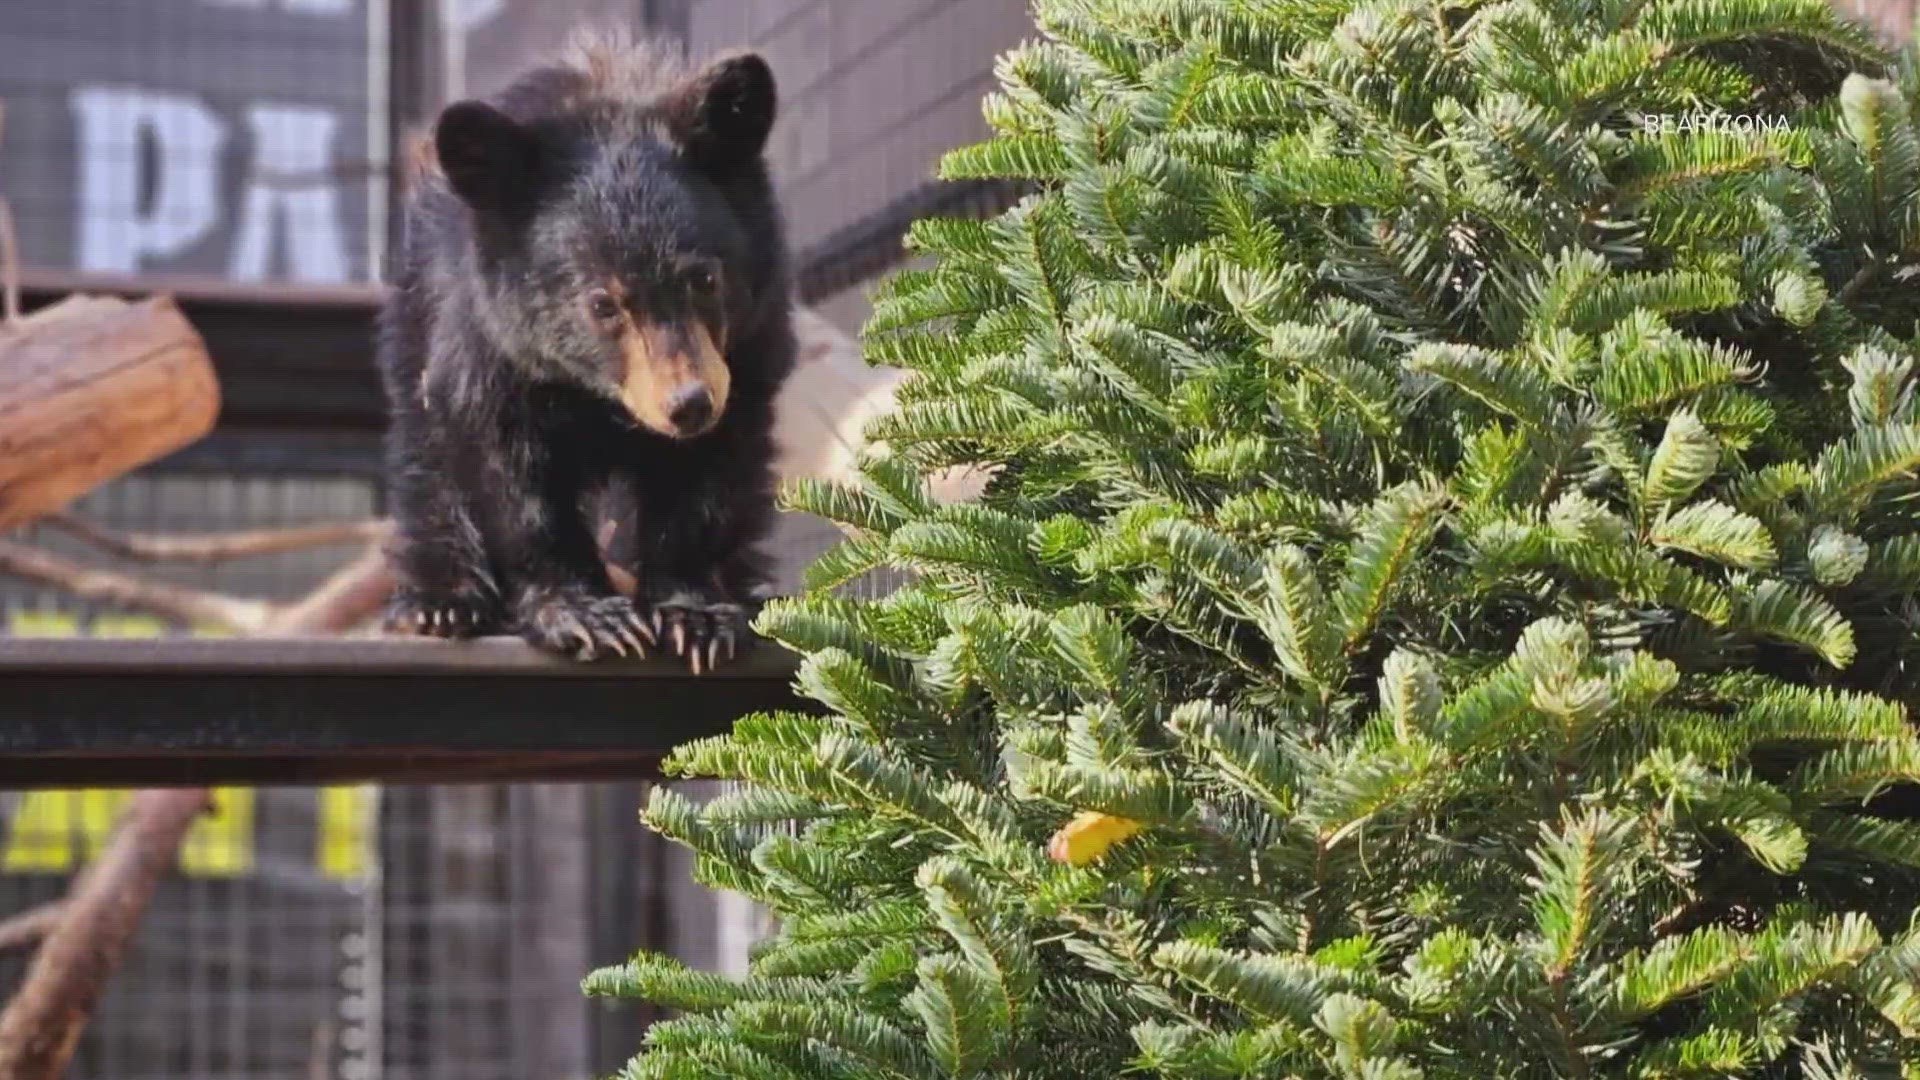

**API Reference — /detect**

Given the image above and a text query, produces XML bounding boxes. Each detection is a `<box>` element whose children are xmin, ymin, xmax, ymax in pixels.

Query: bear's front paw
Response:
<box><xmin>385</xmin><ymin>584</ymin><xmax>502</xmax><ymax>639</ymax></box>
<box><xmin>518</xmin><ymin>589</ymin><xmax>655</xmax><ymax>661</ymax></box>
<box><xmin>644</xmin><ymin>591</ymin><xmax>753</xmax><ymax>675</ymax></box>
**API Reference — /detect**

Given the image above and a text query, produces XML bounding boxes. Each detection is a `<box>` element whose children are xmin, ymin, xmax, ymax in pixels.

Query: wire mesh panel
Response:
<box><xmin>0</xmin><ymin>786</ymin><xmax>381</xmax><ymax>1080</ymax></box>
<box><xmin>0</xmin><ymin>0</ymin><xmax>388</xmax><ymax>284</ymax></box>
<box><xmin>0</xmin><ymin>772</ymin><xmax>658</xmax><ymax>1080</ymax></box>
<box><xmin>1</xmin><ymin>472</ymin><xmax>539</xmax><ymax>1080</ymax></box>
<box><xmin>0</xmin><ymin>467</ymin><xmax>762</xmax><ymax>1080</ymax></box>
<box><xmin>0</xmin><ymin>472</ymin><xmax>383</xmax><ymax>1080</ymax></box>
<box><xmin>377</xmin><ymin>785</ymin><xmax>570</xmax><ymax>1080</ymax></box>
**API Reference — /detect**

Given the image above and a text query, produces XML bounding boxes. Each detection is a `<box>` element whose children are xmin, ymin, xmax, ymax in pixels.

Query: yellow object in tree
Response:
<box><xmin>1047</xmin><ymin>811</ymin><xmax>1145</xmax><ymax>866</ymax></box>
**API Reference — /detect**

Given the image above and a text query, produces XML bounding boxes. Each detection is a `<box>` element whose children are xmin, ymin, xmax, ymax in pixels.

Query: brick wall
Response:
<box><xmin>687</xmin><ymin>0</ymin><xmax>1035</xmax><ymax>330</ymax></box>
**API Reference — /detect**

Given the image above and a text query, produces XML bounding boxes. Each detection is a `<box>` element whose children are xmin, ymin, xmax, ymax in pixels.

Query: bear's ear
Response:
<box><xmin>434</xmin><ymin>101</ymin><xmax>538</xmax><ymax>211</ymax></box>
<box><xmin>664</xmin><ymin>53</ymin><xmax>777</xmax><ymax>173</ymax></box>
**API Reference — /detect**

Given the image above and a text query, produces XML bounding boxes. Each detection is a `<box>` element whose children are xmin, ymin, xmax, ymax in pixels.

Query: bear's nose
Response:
<box><xmin>666</xmin><ymin>385</ymin><xmax>713</xmax><ymax>431</ymax></box>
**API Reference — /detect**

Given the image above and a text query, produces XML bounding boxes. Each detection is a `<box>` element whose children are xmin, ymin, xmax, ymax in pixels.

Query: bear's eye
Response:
<box><xmin>688</xmin><ymin>266</ymin><xmax>720</xmax><ymax>297</ymax></box>
<box><xmin>586</xmin><ymin>290</ymin><xmax>620</xmax><ymax>321</ymax></box>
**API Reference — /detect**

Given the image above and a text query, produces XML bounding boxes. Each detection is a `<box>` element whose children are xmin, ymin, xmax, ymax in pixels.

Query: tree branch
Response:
<box><xmin>0</xmin><ymin>905</ymin><xmax>63</xmax><ymax>955</ymax></box>
<box><xmin>39</xmin><ymin>514</ymin><xmax>389</xmax><ymax>566</ymax></box>
<box><xmin>0</xmin><ymin>516</ymin><xmax>399</xmax><ymax>639</ymax></box>
<box><xmin>0</xmin><ymin>790</ymin><xmax>212</xmax><ymax>1080</ymax></box>
<box><xmin>260</xmin><ymin>542</ymin><xmax>397</xmax><ymax>636</ymax></box>
<box><xmin>0</xmin><ymin>539</ymin><xmax>272</xmax><ymax>633</ymax></box>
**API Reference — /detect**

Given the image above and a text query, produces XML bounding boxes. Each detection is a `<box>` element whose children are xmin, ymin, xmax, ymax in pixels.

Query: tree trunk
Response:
<box><xmin>0</xmin><ymin>790</ymin><xmax>210</xmax><ymax>1080</ymax></box>
<box><xmin>0</xmin><ymin>296</ymin><xmax>220</xmax><ymax>533</ymax></box>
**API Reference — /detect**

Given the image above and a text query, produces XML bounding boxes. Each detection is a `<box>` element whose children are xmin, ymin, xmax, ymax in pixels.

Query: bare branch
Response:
<box><xmin>0</xmin><ymin>539</ymin><xmax>271</xmax><ymax>634</ymax></box>
<box><xmin>9</xmin><ymin>511</ymin><xmax>640</xmax><ymax>637</ymax></box>
<box><xmin>40</xmin><ymin>514</ymin><xmax>390</xmax><ymax>566</ymax></box>
<box><xmin>0</xmin><ymin>904</ymin><xmax>63</xmax><ymax>955</ymax></box>
<box><xmin>260</xmin><ymin>543</ymin><xmax>397</xmax><ymax>636</ymax></box>
<box><xmin>0</xmin><ymin>789</ymin><xmax>212</xmax><ymax>1080</ymax></box>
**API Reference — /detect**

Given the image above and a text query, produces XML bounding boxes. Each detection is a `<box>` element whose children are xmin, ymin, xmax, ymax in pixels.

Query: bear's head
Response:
<box><xmin>431</xmin><ymin>52</ymin><xmax>779</xmax><ymax>440</ymax></box>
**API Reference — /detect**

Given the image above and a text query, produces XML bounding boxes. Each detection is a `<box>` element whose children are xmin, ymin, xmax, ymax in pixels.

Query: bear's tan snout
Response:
<box><xmin>618</xmin><ymin>320</ymin><xmax>731</xmax><ymax>439</ymax></box>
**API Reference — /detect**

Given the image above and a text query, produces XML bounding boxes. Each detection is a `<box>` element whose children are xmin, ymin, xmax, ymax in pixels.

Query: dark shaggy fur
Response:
<box><xmin>378</xmin><ymin>33</ymin><xmax>795</xmax><ymax>670</ymax></box>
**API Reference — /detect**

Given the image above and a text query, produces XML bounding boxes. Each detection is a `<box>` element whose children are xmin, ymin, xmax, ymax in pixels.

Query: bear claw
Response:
<box><xmin>644</xmin><ymin>592</ymin><xmax>748</xmax><ymax>674</ymax></box>
<box><xmin>520</xmin><ymin>591</ymin><xmax>653</xmax><ymax>662</ymax></box>
<box><xmin>386</xmin><ymin>587</ymin><xmax>499</xmax><ymax>640</ymax></box>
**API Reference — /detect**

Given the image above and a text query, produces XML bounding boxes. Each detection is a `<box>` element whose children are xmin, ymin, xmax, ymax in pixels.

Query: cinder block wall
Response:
<box><xmin>689</xmin><ymin>0</ymin><xmax>1918</xmax><ymax>335</ymax></box>
<box><xmin>687</xmin><ymin>0</ymin><xmax>1036</xmax><ymax>332</ymax></box>
<box><xmin>459</xmin><ymin>0</ymin><xmax>652</xmax><ymax>97</ymax></box>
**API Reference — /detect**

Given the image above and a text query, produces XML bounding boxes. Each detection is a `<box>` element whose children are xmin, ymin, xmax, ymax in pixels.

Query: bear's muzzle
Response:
<box><xmin>618</xmin><ymin>320</ymin><xmax>731</xmax><ymax>439</ymax></box>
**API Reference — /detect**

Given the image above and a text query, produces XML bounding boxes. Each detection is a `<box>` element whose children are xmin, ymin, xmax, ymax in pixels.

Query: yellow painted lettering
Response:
<box><xmin>180</xmin><ymin>788</ymin><xmax>255</xmax><ymax>877</ymax></box>
<box><xmin>317</xmin><ymin>786</ymin><xmax>375</xmax><ymax>880</ymax></box>
<box><xmin>3</xmin><ymin>792</ymin><xmax>75</xmax><ymax>873</ymax></box>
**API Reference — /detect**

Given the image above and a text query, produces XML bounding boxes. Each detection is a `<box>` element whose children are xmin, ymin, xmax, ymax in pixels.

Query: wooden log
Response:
<box><xmin>0</xmin><ymin>295</ymin><xmax>219</xmax><ymax>533</ymax></box>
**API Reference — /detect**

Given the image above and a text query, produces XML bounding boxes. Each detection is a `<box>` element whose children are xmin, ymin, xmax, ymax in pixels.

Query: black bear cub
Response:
<box><xmin>378</xmin><ymin>35</ymin><xmax>794</xmax><ymax>672</ymax></box>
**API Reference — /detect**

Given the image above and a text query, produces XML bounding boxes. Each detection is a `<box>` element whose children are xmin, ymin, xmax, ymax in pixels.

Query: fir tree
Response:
<box><xmin>587</xmin><ymin>0</ymin><xmax>1920</xmax><ymax>1075</ymax></box>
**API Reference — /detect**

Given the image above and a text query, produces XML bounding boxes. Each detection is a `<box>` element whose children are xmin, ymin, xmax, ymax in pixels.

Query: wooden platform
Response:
<box><xmin>0</xmin><ymin>636</ymin><xmax>808</xmax><ymax>789</ymax></box>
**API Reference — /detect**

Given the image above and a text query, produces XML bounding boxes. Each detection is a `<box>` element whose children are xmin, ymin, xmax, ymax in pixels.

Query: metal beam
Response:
<box><xmin>17</xmin><ymin>269</ymin><xmax>385</xmax><ymax>310</ymax></box>
<box><xmin>0</xmin><ymin>636</ymin><xmax>810</xmax><ymax>788</ymax></box>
